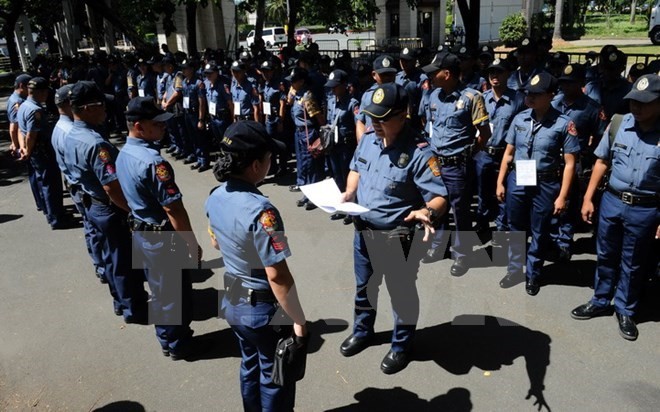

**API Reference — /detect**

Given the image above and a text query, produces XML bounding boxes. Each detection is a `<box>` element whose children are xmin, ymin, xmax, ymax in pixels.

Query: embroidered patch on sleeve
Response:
<box><xmin>567</xmin><ymin>120</ymin><xmax>578</xmax><ymax>136</ymax></box>
<box><xmin>98</xmin><ymin>148</ymin><xmax>111</xmax><ymax>164</ymax></box>
<box><xmin>427</xmin><ymin>156</ymin><xmax>442</xmax><ymax>177</ymax></box>
<box><xmin>155</xmin><ymin>162</ymin><xmax>172</xmax><ymax>182</ymax></box>
<box><xmin>258</xmin><ymin>209</ymin><xmax>287</xmax><ymax>252</ymax></box>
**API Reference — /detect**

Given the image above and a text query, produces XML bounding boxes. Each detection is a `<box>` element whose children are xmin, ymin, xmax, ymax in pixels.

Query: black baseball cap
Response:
<box><xmin>601</xmin><ymin>50</ymin><xmax>627</xmax><ymax>69</ymax></box>
<box><xmin>204</xmin><ymin>62</ymin><xmax>220</xmax><ymax>73</ymax></box>
<box><xmin>487</xmin><ymin>58</ymin><xmax>511</xmax><ymax>72</ymax></box>
<box><xmin>54</xmin><ymin>84</ymin><xmax>74</xmax><ymax>105</ymax></box>
<box><xmin>361</xmin><ymin>83</ymin><xmax>408</xmax><ymax>119</ymax></box>
<box><xmin>558</xmin><ymin>64</ymin><xmax>586</xmax><ymax>83</ymax></box>
<box><xmin>125</xmin><ymin>97</ymin><xmax>174</xmax><ymax>122</ymax></box>
<box><xmin>623</xmin><ymin>74</ymin><xmax>660</xmax><ymax>103</ymax></box>
<box><xmin>220</xmin><ymin>121</ymin><xmax>285</xmax><ymax>153</ymax></box>
<box><xmin>14</xmin><ymin>73</ymin><xmax>32</xmax><ymax>88</ymax></box>
<box><xmin>70</xmin><ymin>81</ymin><xmax>107</xmax><ymax>106</ymax></box>
<box><xmin>517</xmin><ymin>37</ymin><xmax>537</xmax><ymax>54</ymax></box>
<box><xmin>525</xmin><ymin>73</ymin><xmax>558</xmax><ymax>94</ymax></box>
<box><xmin>325</xmin><ymin>69</ymin><xmax>348</xmax><ymax>88</ymax></box>
<box><xmin>27</xmin><ymin>77</ymin><xmax>49</xmax><ymax>90</ymax></box>
<box><xmin>422</xmin><ymin>51</ymin><xmax>460</xmax><ymax>73</ymax></box>
<box><xmin>285</xmin><ymin>67</ymin><xmax>308</xmax><ymax>82</ymax></box>
<box><xmin>373</xmin><ymin>54</ymin><xmax>397</xmax><ymax>74</ymax></box>
<box><xmin>479</xmin><ymin>45</ymin><xmax>495</xmax><ymax>59</ymax></box>
<box><xmin>230</xmin><ymin>60</ymin><xmax>246</xmax><ymax>71</ymax></box>
<box><xmin>628</xmin><ymin>62</ymin><xmax>649</xmax><ymax>78</ymax></box>
<box><xmin>260</xmin><ymin>60</ymin><xmax>275</xmax><ymax>71</ymax></box>
<box><xmin>399</xmin><ymin>47</ymin><xmax>416</xmax><ymax>61</ymax></box>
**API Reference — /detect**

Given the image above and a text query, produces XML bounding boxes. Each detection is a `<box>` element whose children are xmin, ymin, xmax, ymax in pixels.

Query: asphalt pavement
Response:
<box><xmin>1</xmin><ymin>96</ymin><xmax>659</xmax><ymax>411</ymax></box>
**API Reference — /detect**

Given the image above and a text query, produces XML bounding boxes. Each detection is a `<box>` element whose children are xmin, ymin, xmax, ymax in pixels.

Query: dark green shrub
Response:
<box><xmin>500</xmin><ymin>12</ymin><xmax>528</xmax><ymax>47</ymax></box>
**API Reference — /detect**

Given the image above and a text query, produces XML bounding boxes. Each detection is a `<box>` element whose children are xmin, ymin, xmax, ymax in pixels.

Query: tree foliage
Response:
<box><xmin>499</xmin><ymin>12</ymin><xmax>527</xmax><ymax>47</ymax></box>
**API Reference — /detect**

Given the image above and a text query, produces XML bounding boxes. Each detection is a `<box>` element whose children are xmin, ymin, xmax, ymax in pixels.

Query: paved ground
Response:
<box><xmin>1</xmin><ymin>96</ymin><xmax>659</xmax><ymax>412</ymax></box>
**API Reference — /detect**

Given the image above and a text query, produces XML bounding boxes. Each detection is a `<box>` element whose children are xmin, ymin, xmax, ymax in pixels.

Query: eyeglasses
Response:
<box><xmin>83</xmin><ymin>101</ymin><xmax>105</xmax><ymax>109</ymax></box>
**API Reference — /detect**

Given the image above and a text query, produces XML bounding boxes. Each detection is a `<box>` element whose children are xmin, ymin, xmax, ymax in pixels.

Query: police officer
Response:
<box><xmin>230</xmin><ymin>60</ymin><xmax>261</xmax><ymax>122</ymax></box>
<box><xmin>181</xmin><ymin>60</ymin><xmax>209</xmax><ymax>169</ymax></box>
<box><xmin>203</xmin><ymin>61</ymin><xmax>233</xmax><ymax>160</ymax></box>
<box><xmin>339</xmin><ymin>83</ymin><xmax>448</xmax><ymax>374</ymax></box>
<box><xmin>136</xmin><ymin>57</ymin><xmax>158</xmax><ymax>99</ymax></box>
<box><xmin>63</xmin><ymin>81</ymin><xmax>147</xmax><ymax>321</ymax></box>
<box><xmin>17</xmin><ymin>77</ymin><xmax>67</xmax><ymax>229</ymax></box>
<box><xmin>420</xmin><ymin>51</ymin><xmax>492</xmax><ymax>277</ymax></box>
<box><xmin>496</xmin><ymin>73</ymin><xmax>581</xmax><ymax>296</ymax></box>
<box><xmin>585</xmin><ymin>48</ymin><xmax>631</xmax><ymax>121</ymax></box>
<box><xmin>474</xmin><ymin>58</ymin><xmax>525</xmax><ymax>236</ymax></box>
<box><xmin>550</xmin><ymin>64</ymin><xmax>605</xmax><ymax>261</ymax></box>
<box><xmin>206</xmin><ymin>121</ymin><xmax>308</xmax><ymax>410</ymax></box>
<box><xmin>286</xmin><ymin>67</ymin><xmax>326</xmax><ymax>209</ymax></box>
<box><xmin>508</xmin><ymin>38</ymin><xmax>543</xmax><ymax>92</ymax></box>
<box><xmin>455</xmin><ymin>46</ymin><xmax>488</xmax><ymax>92</ymax></box>
<box><xmin>116</xmin><ymin>97</ymin><xmax>208</xmax><ymax>358</ymax></box>
<box><xmin>259</xmin><ymin>58</ymin><xmax>290</xmax><ymax>177</ymax></box>
<box><xmin>356</xmin><ymin>55</ymin><xmax>398</xmax><ymax>141</ymax></box>
<box><xmin>325</xmin><ymin>69</ymin><xmax>360</xmax><ymax>222</ymax></box>
<box><xmin>161</xmin><ymin>56</ymin><xmax>188</xmax><ymax>160</ymax></box>
<box><xmin>571</xmin><ymin>74</ymin><xmax>660</xmax><ymax>341</ymax></box>
<box><xmin>51</xmin><ymin>84</ymin><xmax>106</xmax><ymax>282</ymax></box>
<box><xmin>396</xmin><ymin>48</ymin><xmax>427</xmax><ymax>131</ymax></box>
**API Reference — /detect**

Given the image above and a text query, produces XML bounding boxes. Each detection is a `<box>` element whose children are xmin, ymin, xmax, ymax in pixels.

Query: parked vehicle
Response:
<box><xmin>294</xmin><ymin>28</ymin><xmax>312</xmax><ymax>45</ymax></box>
<box><xmin>328</xmin><ymin>24</ymin><xmax>349</xmax><ymax>35</ymax></box>
<box><xmin>246</xmin><ymin>26</ymin><xmax>287</xmax><ymax>48</ymax></box>
<box><xmin>650</xmin><ymin>0</ymin><xmax>660</xmax><ymax>45</ymax></box>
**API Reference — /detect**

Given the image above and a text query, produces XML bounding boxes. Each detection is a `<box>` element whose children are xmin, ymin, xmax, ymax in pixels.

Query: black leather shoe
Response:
<box><xmin>165</xmin><ymin>146</ymin><xmax>177</xmax><ymax>154</ymax></box>
<box><xmin>114</xmin><ymin>307</ymin><xmax>123</xmax><ymax>316</ymax></box>
<box><xmin>289</xmin><ymin>185</ymin><xmax>301</xmax><ymax>192</ymax></box>
<box><xmin>422</xmin><ymin>247</ymin><xmax>444</xmax><ymax>264</ymax></box>
<box><xmin>330</xmin><ymin>213</ymin><xmax>347</xmax><ymax>221</ymax></box>
<box><xmin>170</xmin><ymin>337</ymin><xmax>213</xmax><ymax>361</ymax></box>
<box><xmin>450</xmin><ymin>257</ymin><xmax>469</xmax><ymax>277</ymax></box>
<box><xmin>339</xmin><ymin>334</ymin><xmax>373</xmax><ymax>357</ymax></box>
<box><xmin>499</xmin><ymin>272</ymin><xmax>524</xmax><ymax>289</ymax></box>
<box><xmin>558</xmin><ymin>245</ymin><xmax>572</xmax><ymax>262</ymax></box>
<box><xmin>190</xmin><ymin>163</ymin><xmax>201</xmax><ymax>170</ymax></box>
<box><xmin>616</xmin><ymin>313</ymin><xmax>638</xmax><ymax>341</ymax></box>
<box><xmin>305</xmin><ymin>202</ymin><xmax>317</xmax><ymax>211</ymax></box>
<box><xmin>183</xmin><ymin>157</ymin><xmax>195</xmax><ymax>165</ymax></box>
<box><xmin>526</xmin><ymin>278</ymin><xmax>540</xmax><ymax>296</ymax></box>
<box><xmin>570</xmin><ymin>302</ymin><xmax>611</xmax><ymax>320</ymax></box>
<box><xmin>174</xmin><ymin>153</ymin><xmax>186</xmax><ymax>160</ymax></box>
<box><xmin>473</xmin><ymin>222</ymin><xmax>490</xmax><ymax>234</ymax></box>
<box><xmin>380</xmin><ymin>349</ymin><xmax>410</xmax><ymax>375</ymax></box>
<box><xmin>296</xmin><ymin>198</ymin><xmax>308</xmax><ymax>207</ymax></box>
<box><xmin>198</xmin><ymin>164</ymin><xmax>211</xmax><ymax>172</ymax></box>
<box><xmin>343</xmin><ymin>216</ymin><xmax>354</xmax><ymax>225</ymax></box>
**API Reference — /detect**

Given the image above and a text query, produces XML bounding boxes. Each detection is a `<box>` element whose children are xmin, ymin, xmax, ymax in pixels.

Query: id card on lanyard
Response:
<box><xmin>515</xmin><ymin>119</ymin><xmax>543</xmax><ymax>186</ymax></box>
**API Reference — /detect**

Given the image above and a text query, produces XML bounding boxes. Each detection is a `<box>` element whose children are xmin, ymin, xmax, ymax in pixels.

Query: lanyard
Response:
<box><xmin>527</xmin><ymin>119</ymin><xmax>543</xmax><ymax>157</ymax></box>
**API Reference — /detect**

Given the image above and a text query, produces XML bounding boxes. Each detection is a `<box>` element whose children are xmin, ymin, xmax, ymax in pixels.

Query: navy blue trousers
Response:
<box><xmin>473</xmin><ymin>150</ymin><xmax>507</xmax><ymax>231</ymax></box>
<box><xmin>70</xmin><ymin>186</ymin><xmax>105</xmax><ymax>278</ymax></box>
<box><xmin>184</xmin><ymin>113</ymin><xmax>208</xmax><ymax>166</ymax></box>
<box><xmin>29</xmin><ymin>152</ymin><xmax>63</xmax><ymax>226</ymax></box>
<box><xmin>294</xmin><ymin>128</ymin><xmax>324</xmax><ymax>189</ymax></box>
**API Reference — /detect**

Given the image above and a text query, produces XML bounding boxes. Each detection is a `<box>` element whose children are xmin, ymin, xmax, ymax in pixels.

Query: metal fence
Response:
<box><xmin>0</xmin><ymin>57</ymin><xmax>11</xmax><ymax>73</ymax></box>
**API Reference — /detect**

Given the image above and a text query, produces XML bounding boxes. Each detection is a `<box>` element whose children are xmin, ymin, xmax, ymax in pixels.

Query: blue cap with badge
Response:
<box><xmin>361</xmin><ymin>83</ymin><xmax>408</xmax><ymax>119</ymax></box>
<box><xmin>624</xmin><ymin>74</ymin><xmax>660</xmax><ymax>103</ymax></box>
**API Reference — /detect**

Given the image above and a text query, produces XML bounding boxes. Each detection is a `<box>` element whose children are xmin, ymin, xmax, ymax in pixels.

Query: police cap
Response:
<box><xmin>27</xmin><ymin>77</ymin><xmax>49</xmax><ymax>90</ymax></box>
<box><xmin>624</xmin><ymin>74</ymin><xmax>660</xmax><ymax>103</ymax></box>
<box><xmin>361</xmin><ymin>83</ymin><xmax>408</xmax><ymax>119</ymax></box>
<box><xmin>558</xmin><ymin>64</ymin><xmax>586</xmax><ymax>83</ymax></box>
<box><xmin>14</xmin><ymin>73</ymin><xmax>32</xmax><ymax>88</ymax></box>
<box><xmin>525</xmin><ymin>72</ymin><xmax>558</xmax><ymax>94</ymax></box>
<box><xmin>220</xmin><ymin>121</ymin><xmax>285</xmax><ymax>153</ymax></box>
<box><xmin>325</xmin><ymin>69</ymin><xmax>348</xmax><ymax>88</ymax></box>
<box><xmin>422</xmin><ymin>51</ymin><xmax>460</xmax><ymax>74</ymax></box>
<box><xmin>70</xmin><ymin>81</ymin><xmax>106</xmax><ymax>107</ymax></box>
<box><xmin>373</xmin><ymin>54</ymin><xmax>398</xmax><ymax>74</ymax></box>
<box><xmin>54</xmin><ymin>84</ymin><xmax>74</xmax><ymax>105</ymax></box>
<box><xmin>125</xmin><ymin>97</ymin><xmax>174</xmax><ymax>122</ymax></box>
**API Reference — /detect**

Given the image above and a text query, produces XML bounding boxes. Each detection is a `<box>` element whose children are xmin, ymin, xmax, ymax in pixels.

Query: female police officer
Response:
<box><xmin>206</xmin><ymin>121</ymin><xmax>308</xmax><ymax>411</ymax></box>
<box><xmin>496</xmin><ymin>72</ymin><xmax>581</xmax><ymax>295</ymax></box>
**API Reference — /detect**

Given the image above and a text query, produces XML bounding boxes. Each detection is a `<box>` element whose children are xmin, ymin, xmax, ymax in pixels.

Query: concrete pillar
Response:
<box><xmin>439</xmin><ymin>0</ymin><xmax>447</xmax><ymax>46</ymax></box>
<box><xmin>20</xmin><ymin>15</ymin><xmax>37</xmax><ymax>59</ymax></box>
<box><xmin>14</xmin><ymin>22</ymin><xmax>30</xmax><ymax>71</ymax></box>
<box><xmin>103</xmin><ymin>0</ymin><xmax>115</xmax><ymax>53</ymax></box>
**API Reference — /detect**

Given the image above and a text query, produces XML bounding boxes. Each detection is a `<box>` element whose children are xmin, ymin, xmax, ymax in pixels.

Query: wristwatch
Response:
<box><xmin>426</xmin><ymin>206</ymin><xmax>439</xmax><ymax>223</ymax></box>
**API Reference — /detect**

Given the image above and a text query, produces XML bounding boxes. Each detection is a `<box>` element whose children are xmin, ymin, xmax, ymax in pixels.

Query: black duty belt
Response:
<box><xmin>223</xmin><ymin>273</ymin><xmax>277</xmax><ymax>305</ymax></box>
<box><xmin>235</xmin><ymin>115</ymin><xmax>251</xmax><ymax>121</ymax></box>
<box><xmin>509</xmin><ymin>163</ymin><xmax>561</xmax><ymax>182</ymax></box>
<box><xmin>353</xmin><ymin>217</ymin><xmax>416</xmax><ymax>242</ymax></box>
<box><xmin>485</xmin><ymin>146</ymin><xmax>505</xmax><ymax>157</ymax></box>
<box><xmin>607</xmin><ymin>186</ymin><xmax>660</xmax><ymax>206</ymax></box>
<box><xmin>438</xmin><ymin>154</ymin><xmax>466</xmax><ymax>167</ymax></box>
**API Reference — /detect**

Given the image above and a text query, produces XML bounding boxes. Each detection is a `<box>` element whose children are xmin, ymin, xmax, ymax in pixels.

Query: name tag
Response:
<box><xmin>233</xmin><ymin>102</ymin><xmax>241</xmax><ymax>116</ymax></box>
<box><xmin>263</xmin><ymin>101</ymin><xmax>272</xmax><ymax>116</ymax></box>
<box><xmin>183</xmin><ymin>96</ymin><xmax>190</xmax><ymax>109</ymax></box>
<box><xmin>209</xmin><ymin>102</ymin><xmax>216</xmax><ymax>116</ymax></box>
<box><xmin>138</xmin><ymin>89</ymin><xmax>145</xmax><ymax>97</ymax></box>
<box><xmin>515</xmin><ymin>160</ymin><xmax>537</xmax><ymax>186</ymax></box>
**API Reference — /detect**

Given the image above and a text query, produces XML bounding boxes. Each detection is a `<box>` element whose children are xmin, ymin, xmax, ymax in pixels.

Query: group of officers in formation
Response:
<box><xmin>5</xmin><ymin>34</ymin><xmax>660</xmax><ymax>411</ymax></box>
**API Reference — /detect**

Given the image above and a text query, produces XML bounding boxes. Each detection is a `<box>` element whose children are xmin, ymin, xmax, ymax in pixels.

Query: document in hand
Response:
<box><xmin>299</xmin><ymin>179</ymin><xmax>370</xmax><ymax>215</ymax></box>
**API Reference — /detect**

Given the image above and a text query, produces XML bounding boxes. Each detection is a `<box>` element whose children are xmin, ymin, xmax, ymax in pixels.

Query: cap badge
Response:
<box><xmin>608</xmin><ymin>53</ymin><xmax>617</xmax><ymax>62</ymax></box>
<box><xmin>564</xmin><ymin>65</ymin><xmax>573</xmax><ymax>75</ymax></box>
<box><xmin>522</xmin><ymin>38</ymin><xmax>530</xmax><ymax>46</ymax></box>
<box><xmin>530</xmin><ymin>75</ymin><xmax>540</xmax><ymax>86</ymax></box>
<box><xmin>459</xmin><ymin>47</ymin><xmax>467</xmax><ymax>54</ymax></box>
<box><xmin>637</xmin><ymin>78</ymin><xmax>649</xmax><ymax>91</ymax></box>
<box><xmin>403</xmin><ymin>48</ymin><xmax>409</xmax><ymax>55</ymax></box>
<box><xmin>329</xmin><ymin>72</ymin><xmax>335</xmax><ymax>80</ymax></box>
<box><xmin>635</xmin><ymin>63</ymin><xmax>645</xmax><ymax>70</ymax></box>
<box><xmin>493</xmin><ymin>58</ymin><xmax>501</xmax><ymax>65</ymax></box>
<box><xmin>382</xmin><ymin>58</ymin><xmax>391</xmax><ymax>68</ymax></box>
<box><xmin>373</xmin><ymin>88</ymin><xmax>385</xmax><ymax>104</ymax></box>
<box><xmin>205</xmin><ymin>64</ymin><xmax>211</xmax><ymax>70</ymax></box>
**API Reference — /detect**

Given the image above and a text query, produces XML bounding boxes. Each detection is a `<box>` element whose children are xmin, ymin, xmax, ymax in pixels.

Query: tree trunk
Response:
<box><xmin>255</xmin><ymin>0</ymin><xmax>266</xmax><ymax>39</ymax></box>
<box><xmin>185</xmin><ymin>0</ymin><xmax>198</xmax><ymax>55</ymax></box>
<box><xmin>79</xmin><ymin>0</ymin><xmax>148</xmax><ymax>50</ymax></box>
<box><xmin>4</xmin><ymin>19</ymin><xmax>22</xmax><ymax>71</ymax></box>
<box><xmin>86</xmin><ymin>4</ymin><xmax>101</xmax><ymax>52</ymax></box>
<box><xmin>553</xmin><ymin>0</ymin><xmax>564</xmax><ymax>40</ymax></box>
<box><xmin>286</xmin><ymin>0</ymin><xmax>298</xmax><ymax>48</ymax></box>
<box><xmin>630</xmin><ymin>0</ymin><xmax>637</xmax><ymax>24</ymax></box>
<box><xmin>43</xmin><ymin>25</ymin><xmax>61</xmax><ymax>55</ymax></box>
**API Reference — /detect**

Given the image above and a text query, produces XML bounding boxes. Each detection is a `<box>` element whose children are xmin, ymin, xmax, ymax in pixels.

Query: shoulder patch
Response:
<box><xmin>567</xmin><ymin>120</ymin><xmax>578</xmax><ymax>137</ymax></box>
<box><xmin>427</xmin><ymin>156</ymin><xmax>441</xmax><ymax>177</ymax></box>
<box><xmin>353</xmin><ymin>104</ymin><xmax>360</xmax><ymax>116</ymax></box>
<box><xmin>155</xmin><ymin>162</ymin><xmax>172</xmax><ymax>182</ymax></box>
<box><xmin>98</xmin><ymin>148</ymin><xmax>111</xmax><ymax>164</ymax></box>
<box><xmin>258</xmin><ymin>209</ymin><xmax>288</xmax><ymax>252</ymax></box>
<box><xmin>259</xmin><ymin>209</ymin><xmax>279</xmax><ymax>232</ymax></box>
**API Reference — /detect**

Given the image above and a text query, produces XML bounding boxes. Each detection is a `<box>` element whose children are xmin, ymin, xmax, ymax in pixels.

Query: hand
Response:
<box><xmin>404</xmin><ymin>209</ymin><xmax>436</xmax><ymax>242</ymax></box>
<box><xmin>9</xmin><ymin>143</ymin><xmax>16</xmax><ymax>153</ymax></box>
<box><xmin>655</xmin><ymin>224</ymin><xmax>659</xmax><ymax>240</ymax></box>
<box><xmin>18</xmin><ymin>147</ymin><xmax>29</xmax><ymax>161</ymax></box>
<box><xmin>553</xmin><ymin>196</ymin><xmax>567</xmax><ymax>215</ymax></box>
<box><xmin>293</xmin><ymin>322</ymin><xmax>308</xmax><ymax>338</ymax></box>
<box><xmin>496</xmin><ymin>183</ymin><xmax>506</xmax><ymax>203</ymax></box>
<box><xmin>340</xmin><ymin>191</ymin><xmax>355</xmax><ymax>203</ymax></box>
<box><xmin>525</xmin><ymin>387</ymin><xmax>551</xmax><ymax>412</ymax></box>
<box><xmin>197</xmin><ymin>120</ymin><xmax>205</xmax><ymax>131</ymax></box>
<box><xmin>581</xmin><ymin>200</ymin><xmax>595</xmax><ymax>224</ymax></box>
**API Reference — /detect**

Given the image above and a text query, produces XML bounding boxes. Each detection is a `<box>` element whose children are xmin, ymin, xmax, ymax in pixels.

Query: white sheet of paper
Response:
<box><xmin>263</xmin><ymin>102</ymin><xmax>272</xmax><ymax>116</ymax></box>
<box><xmin>209</xmin><ymin>102</ymin><xmax>217</xmax><ymax>116</ymax></box>
<box><xmin>233</xmin><ymin>102</ymin><xmax>241</xmax><ymax>116</ymax></box>
<box><xmin>300</xmin><ymin>179</ymin><xmax>369</xmax><ymax>216</ymax></box>
<box><xmin>515</xmin><ymin>160</ymin><xmax>537</xmax><ymax>186</ymax></box>
<box><xmin>334</xmin><ymin>126</ymin><xmax>339</xmax><ymax>144</ymax></box>
<box><xmin>138</xmin><ymin>89</ymin><xmax>145</xmax><ymax>97</ymax></box>
<box><xmin>183</xmin><ymin>96</ymin><xmax>190</xmax><ymax>109</ymax></box>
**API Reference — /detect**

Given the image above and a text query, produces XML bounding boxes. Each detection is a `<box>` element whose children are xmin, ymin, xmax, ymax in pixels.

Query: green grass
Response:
<box><xmin>552</xmin><ymin>45</ymin><xmax>659</xmax><ymax>56</ymax></box>
<box><xmin>582</xmin><ymin>13</ymin><xmax>649</xmax><ymax>38</ymax></box>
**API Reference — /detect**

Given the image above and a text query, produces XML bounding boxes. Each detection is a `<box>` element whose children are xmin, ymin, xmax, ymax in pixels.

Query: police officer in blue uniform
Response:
<box><xmin>259</xmin><ymin>58</ymin><xmax>290</xmax><ymax>177</ymax></box>
<box><xmin>339</xmin><ymin>83</ymin><xmax>448</xmax><ymax>374</ymax></box>
<box><xmin>181</xmin><ymin>60</ymin><xmax>209</xmax><ymax>170</ymax></box>
<box><xmin>396</xmin><ymin>48</ymin><xmax>427</xmax><ymax>131</ymax></box>
<box><xmin>508</xmin><ymin>38</ymin><xmax>543</xmax><ymax>92</ymax></box>
<box><xmin>585</xmin><ymin>48</ymin><xmax>631</xmax><ymax>122</ymax></box>
<box><xmin>206</xmin><ymin>121</ymin><xmax>308</xmax><ymax>410</ymax></box>
<box><xmin>51</xmin><ymin>84</ymin><xmax>106</xmax><ymax>282</ymax></box>
<box><xmin>455</xmin><ymin>46</ymin><xmax>488</xmax><ymax>92</ymax></box>
<box><xmin>496</xmin><ymin>73</ymin><xmax>581</xmax><ymax>296</ymax></box>
<box><xmin>161</xmin><ymin>56</ymin><xmax>188</xmax><ymax>160</ymax></box>
<box><xmin>550</xmin><ymin>64</ymin><xmax>606</xmax><ymax>261</ymax></box>
<box><xmin>474</xmin><ymin>58</ymin><xmax>525</xmax><ymax>235</ymax></box>
<box><xmin>571</xmin><ymin>74</ymin><xmax>660</xmax><ymax>341</ymax></box>
<box><xmin>116</xmin><ymin>97</ymin><xmax>208</xmax><ymax>358</ymax></box>
<box><xmin>136</xmin><ymin>57</ymin><xmax>158</xmax><ymax>99</ymax></box>
<box><xmin>17</xmin><ymin>77</ymin><xmax>67</xmax><ymax>229</ymax></box>
<box><xmin>325</xmin><ymin>69</ymin><xmax>360</xmax><ymax>222</ymax></box>
<box><xmin>286</xmin><ymin>67</ymin><xmax>326</xmax><ymax>209</ymax></box>
<box><xmin>356</xmin><ymin>55</ymin><xmax>398</xmax><ymax>141</ymax></box>
<box><xmin>420</xmin><ymin>51</ymin><xmax>492</xmax><ymax>276</ymax></box>
<box><xmin>203</xmin><ymin>61</ymin><xmax>233</xmax><ymax>157</ymax></box>
<box><xmin>63</xmin><ymin>81</ymin><xmax>147</xmax><ymax>321</ymax></box>
<box><xmin>230</xmin><ymin>60</ymin><xmax>261</xmax><ymax>123</ymax></box>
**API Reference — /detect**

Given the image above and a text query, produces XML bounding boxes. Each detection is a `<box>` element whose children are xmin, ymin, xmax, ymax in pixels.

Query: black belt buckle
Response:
<box><xmin>621</xmin><ymin>192</ymin><xmax>634</xmax><ymax>205</ymax></box>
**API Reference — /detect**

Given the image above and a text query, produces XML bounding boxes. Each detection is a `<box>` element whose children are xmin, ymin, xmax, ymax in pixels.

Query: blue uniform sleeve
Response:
<box><xmin>504</xmin><ymin>116</ymin><xmax>519</xmax><ymax>146</ymax></box>
<box><xmin>150</xmin><ymin>160</ymin><xmax>182</xmax><ymax>206</ymax></box>
<box><xmin>253</xmin><ymin>207</ymin><xmax>291</xmax><ymax>267</ymax></box>
<box><xmin>414</xmin><ymin>147</ymin><xmax>448</xmax><ymax>201</ymax></box>
<box><xmin>350</xmin><ymin>132</ymin><xmax>370</xmax><ymax>171</ymax></box>
<box><xmin>92</xmin><ymin>142</ymin><xmax>119</xmax><ymax>185</ymax></box>
<box><xmin>562</xmin><ymin>119</ymin><xmax>581</xmax><ymax>154</ymax></box>
<box><xmin>24</xmin><ymin>107</ymin><xmax>42</xmax><ymax>132</ymax></box>
<box><xmin>593</xmin><ymin>122</ymin><xmax>613</xmax><ymax>160</ymax></box>
<box><xmin>250</xmin><ymin>85</ymin><xmax>261</xmax><ymax>106</ymax></box>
